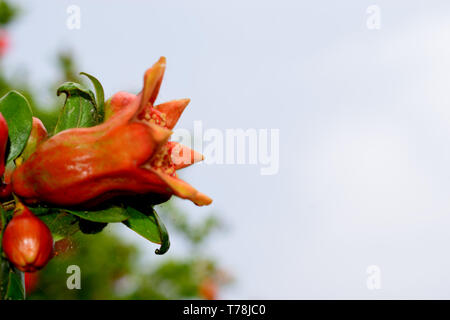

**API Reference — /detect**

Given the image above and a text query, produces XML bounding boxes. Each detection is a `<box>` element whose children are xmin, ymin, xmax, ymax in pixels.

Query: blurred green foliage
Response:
<box><xmin>28</xmin><ymin>202</ymin><xmax>229</xmax><ymax>300</ymax></box>
<box><xmin>0</xmin><ymin>0</ymin><xmax>17</xmax><ymax>26</ymax></box>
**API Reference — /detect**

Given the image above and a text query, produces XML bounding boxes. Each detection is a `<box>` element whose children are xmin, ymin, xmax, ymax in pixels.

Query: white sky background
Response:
<box><xmin>6</xmin><ymin>0</ymin><xmax>450</xmax><ymax>298</ymax></box>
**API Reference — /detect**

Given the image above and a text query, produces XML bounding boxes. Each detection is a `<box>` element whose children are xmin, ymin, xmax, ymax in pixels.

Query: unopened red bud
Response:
<box><xmin>2</xmin><ymin>203</ymin><xmax>54</xmax><ymax>272</ymax></box>
<box><xmin>0</xmin><ymin>112</ymin><xmax>8</xmax><ymax>178</ymax></box>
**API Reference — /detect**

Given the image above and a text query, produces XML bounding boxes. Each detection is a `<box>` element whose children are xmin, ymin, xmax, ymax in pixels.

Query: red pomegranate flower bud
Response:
<box><xmin>1</xmin><ymin>203</ymin><xmax>54</xmax><ymax>272</ymax></box>
<box><xmin>0</xmin><ymin>112</ymin><xmax>8</xmax><ymax>177</ymax></box>
<box><xmin>12</xmin><ymin>57</ymin><xmax>212</xmax><ymax>207</ymax></box>
<box><xmin>0</xmin><ymin>112</ymin><xmax>10</xmax><ymax>199</ymax></box>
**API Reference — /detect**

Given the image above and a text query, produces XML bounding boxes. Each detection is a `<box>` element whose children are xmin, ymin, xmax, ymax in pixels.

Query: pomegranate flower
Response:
<box><xmin>12</xmin><ymin>57</ymin><xmax>212</xmax><ymax>207</ymax></box>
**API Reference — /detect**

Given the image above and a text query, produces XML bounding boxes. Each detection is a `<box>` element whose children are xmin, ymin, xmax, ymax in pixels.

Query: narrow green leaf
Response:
<box><xmin>0</xmin><ymin>257</ymin><xmax>9</xmax><ymax>299</ymax></box>
<box><xmin>153</xmin><ymin>209</ymin><xmax>170</xmax><ymax>255</ymax></box>
<box><xmin>65</xmin><ymin>206</ymin><xmax>130</xmax><ymax>223</ymax></box>
<box><xmin>4</xmin><ymin>267</ymin><xmax>24</xmax><ymax>300</ymax></box>
<box><xmin>0</xmin><ymin>91</ymin><xmax>33</xmax><ymax>163</ymax></box>
<box><xmin>80</xmin><ymin>72</ymin><xmax>105</xmax><ymax>121</ymax></box>
<box><xmin>53</xmin><ymin>82</ymin><xmax>99</xmax><ymax>134</ymax></box>
<box><xmin>123</xmin><ymin>207</ymin><xmax>160</xmax><ymax>243</ymax></box>
<box><xmin>123</xmin><ymin>207</ymin><xmax>170</xmax><ymax>254</ymax></box>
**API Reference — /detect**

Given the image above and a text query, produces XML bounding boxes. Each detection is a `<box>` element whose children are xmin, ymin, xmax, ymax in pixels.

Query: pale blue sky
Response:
<box><xmin>7</xmin><ymin>0</ymin><xmax>450</xmax><ymax>298</ymax></box>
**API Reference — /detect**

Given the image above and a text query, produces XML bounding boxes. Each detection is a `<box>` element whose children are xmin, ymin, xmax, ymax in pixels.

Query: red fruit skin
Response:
<box><xmin>2</xmin><ymin>205</ymin><xmax>54</xmax><ymax>272</ymax></box>
<box><xmin>0</xmin><ymin>182</ymin><xmax>12</xmax><ymax>199</ymax></box>
<box><xmin>104</xmin><ymin>91</ymin><xmax>137</xmax><ymax>121</ymax></box>
<box><xmin>0</xmin><ymin>112</ymin><xmax>9</xmax><ymax>177</ymax></box>
<box><xmin>20</xmin><ymin>117</ymin><xmax>48</xmax><ymax>162</ymax></box>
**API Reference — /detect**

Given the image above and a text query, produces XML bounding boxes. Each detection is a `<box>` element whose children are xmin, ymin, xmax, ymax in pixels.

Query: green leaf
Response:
<box><xmin>153</xmin><ymin>209</ymin><xmax>170</xmax><ymax>255</ymax></box>
<box><xmin>53</xmin><ymin>82</ymin><xmax>99</xmax><ymax>134</ymax></box>
<box><xmin>0</xmin><ymin>91</ymin><xmax>33</xmax><ymax>163</ymax></box>
<box><xmin>80</xmin><ymin>72</ymin><xmax>105</xmax><ymax>121</ymax></box>
<box><xmin>0</xmin><ymin>258</ymin><xmax>25</xmax><ymax>301</ymax></box>
<box><xmin>123</xmin><ymin>207</ymin><xmax>170</xmax><ymax>255</ymax></box>
<box><xmin>4</xmin><ymin>267</ymin><xmax>24</xmax><ymax>300</ymax></box>
<box><xmin>0</xmin><ymin>257</ymin><xmax>9</xmax><ymax>299</ymax></box>
<box><xmin>65</xmin><ymin>206</ymin><xmax>130</xmax><ymax>223</ymax></box>
<box><xmin>38</xmin><ymin>210</ymin><xmax>79</xmax><ymax>241</ymax></box>
<box><xmin>28</xmin><ymin>206</ymin><xmax>52</xmax><ymax>216</ymax></box>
